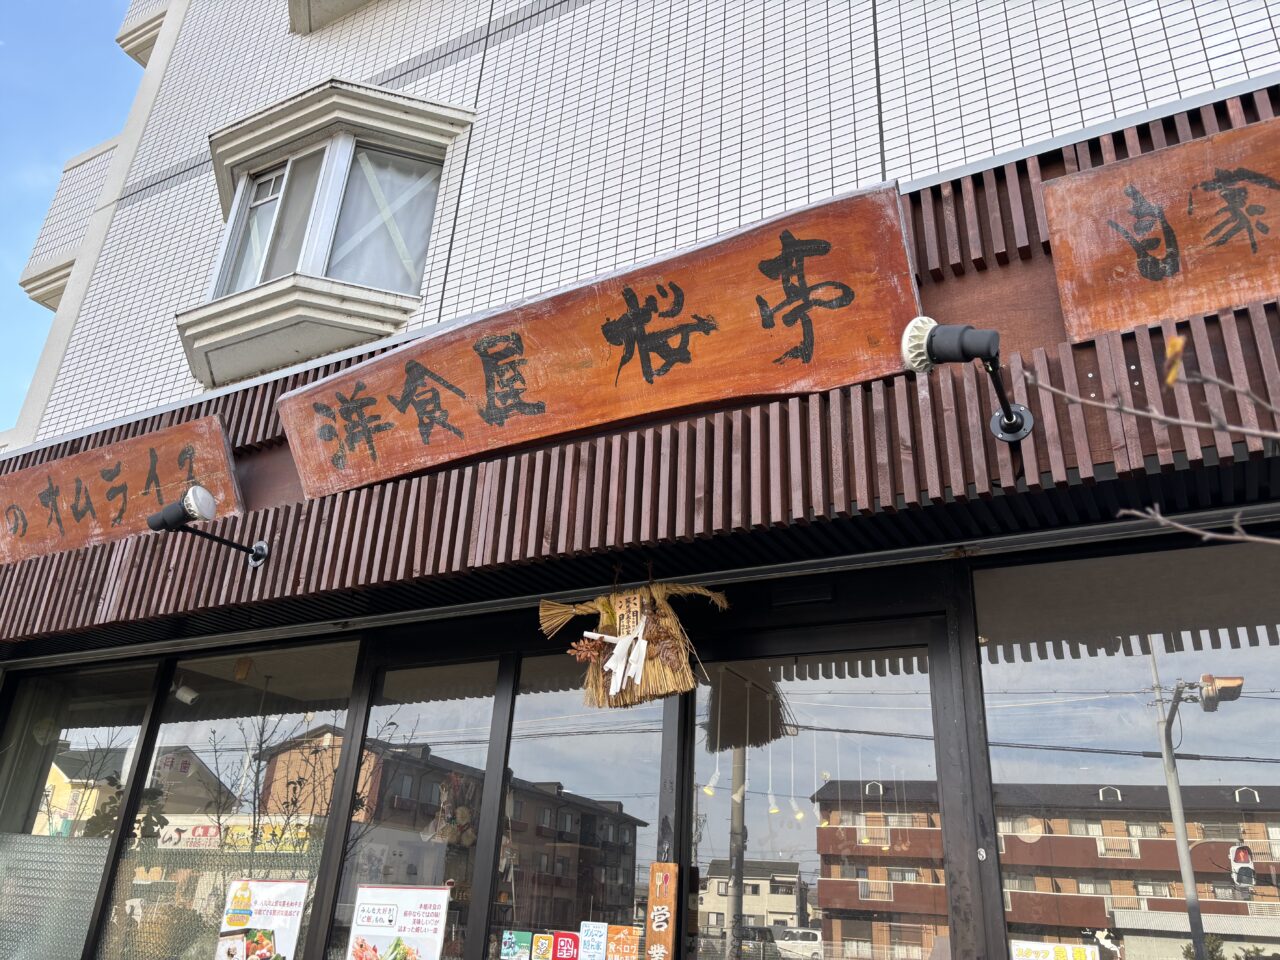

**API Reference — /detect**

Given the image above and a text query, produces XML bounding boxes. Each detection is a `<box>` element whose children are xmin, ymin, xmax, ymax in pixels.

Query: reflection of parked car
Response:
<box><xmin>777</xmin><ymin>929</ymin><xmax>823</xmax><ymax>960</ymax></box>
<box><xmin>696</xmin><ymin>926</ymin><xmax>782</xmax><ymax>960</ymax></box>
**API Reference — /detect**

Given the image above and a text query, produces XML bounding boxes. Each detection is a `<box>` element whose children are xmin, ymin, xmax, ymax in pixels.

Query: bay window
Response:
<box><xmin>214</xmin><ymin>137</ymin><xmax>441</xmax><ymax>300</ymax></box>
<box><xmin>178</xmin><ymin>79</ymin><xmax>472</xmax><ymax>387</ymax></box>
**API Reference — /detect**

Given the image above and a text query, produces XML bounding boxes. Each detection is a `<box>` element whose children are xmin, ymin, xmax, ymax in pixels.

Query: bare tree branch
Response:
<box><xmin>1025</xmin><ymin>372</ymin><xmax>1280</xmax><ymax>444</ymax></box>
<box><xmin>1182</xmin><ymin>368</ymin><xmax>1280</xmax><ymax>418</ymax></box>
<box><xmin>1117</xmin><ymin>506</ymin><xmax>1279</xmax><ymax>547</ymax></box>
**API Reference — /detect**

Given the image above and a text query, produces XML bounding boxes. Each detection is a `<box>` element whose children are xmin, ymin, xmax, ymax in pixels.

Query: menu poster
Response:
<box><xmin>501</xmin><ymin>931</ymin><xmax>533</xmax><ymax>960</ymax></box>
<box><xmin>345</xmin><ymin>884</ymin><xmax>451</xmax><ymax>960</ymax></box>
<box><xmin>554</xmin><ymin>931</ymin><xmax>580</xmax><ymax>960</ymax></box>
<box><xmin>579</xmin><ymin>922</ymin><xmax>608</xmax><ymax>960</ymax></box>
<box><xmin>217</xmin><ymin>879</ymin><xmax>309</xmax><ymax>960</ymax></box>
<box><xmin>605</xmin><ymin>926</ymin><xmax>641</xmax><ymax>960</ymax></box>
<box><xmin>532</xmin><ymin>934</ymin><xmax>555</xmax><ymax>960</ymax></box>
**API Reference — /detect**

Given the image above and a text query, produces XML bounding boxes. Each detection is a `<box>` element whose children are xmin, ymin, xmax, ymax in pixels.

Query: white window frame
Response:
<box><xmin>209</xmin><ymin>133</ymin><xmax>442</xmax><ymax>301</ymax></box>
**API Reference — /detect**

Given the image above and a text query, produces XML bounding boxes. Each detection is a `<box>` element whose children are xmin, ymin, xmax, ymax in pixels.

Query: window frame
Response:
<box><xmin>209</xmin><ymin>133</ymin><xmax>443</xmax><ymax>302</ymax></box>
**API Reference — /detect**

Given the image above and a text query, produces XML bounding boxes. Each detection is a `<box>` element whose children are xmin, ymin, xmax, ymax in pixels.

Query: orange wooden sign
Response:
<box><xmin>1046</xmin><ymin>116</ymin><xmax>1280</xmax><ymax>341</ymax></box>
<box><xmin>279</xmin><ymin>187</ymin><xmax>919</xmax><ymax>499</ymax></box>
<box><xmin>0</xmin><ymin>417</ymin><xmax>241</xmax><ymax>565</ymax></box>
<box><xmin>645</xmin><ymin>862</ymin><xmax>678</xmax><ymax>960</ymax></box>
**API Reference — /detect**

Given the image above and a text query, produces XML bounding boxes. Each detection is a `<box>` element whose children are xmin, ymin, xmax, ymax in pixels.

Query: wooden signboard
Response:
<box><xmin>1046</xmin><ymin>116</ymin><xmax>1280</xmax><ymax>341</ymax></box>
<box><xmin>0</xmin><ymin>417</ymin><xmax>241</xmax><ymax>565</ymax></box>
<box><xmin>645</xmin><ymin>862</ymin><xmax>678</xmax><ymax>960</ymax></box>
<box><xmin>279</xmin><ymin>187</ymin><xmax>919</xmax><ymax>499</ymax></box>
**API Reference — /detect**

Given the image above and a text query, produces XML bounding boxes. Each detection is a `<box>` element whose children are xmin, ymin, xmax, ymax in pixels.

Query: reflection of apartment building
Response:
<box><xmin>699</xmin><ymin>859</ymin><xmax>809</xmax><ymax>931</ymax></box>
<box><xmin>499</xmin><ymin>779</ymin><xmax>645</xmax><ymax>931</ymax></box>
<box><xmin>814</xmin><ymin>781</ymin><xmax>1280</xmax><ymax>960</ymax></box>
<box><xmin>255</xmin><ymin>726</ymin><xmax>645</xmax><ymax>930</ymax></box>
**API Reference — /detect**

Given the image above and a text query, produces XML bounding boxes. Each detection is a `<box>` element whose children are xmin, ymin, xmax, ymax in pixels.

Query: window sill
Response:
<box><xmin>18</xmin><ymin>258</ymin><xmax>75</xmax><ymax>311</ymax></box>
<box><xmin>176</xmin><ymin>274</ymin><xmax>419</xmax><ymax>388</ymax></box>
<box><xmin>288</xmin><ymin>0</ymin><xmax>378</xmax><ymax>33</ymax></box>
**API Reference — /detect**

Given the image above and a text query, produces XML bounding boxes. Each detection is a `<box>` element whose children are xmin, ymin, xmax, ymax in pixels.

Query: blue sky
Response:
<box><xmin>0</xmin><ymin>1</ymin><xmax>135</xmax><ymax>433</ymax></box>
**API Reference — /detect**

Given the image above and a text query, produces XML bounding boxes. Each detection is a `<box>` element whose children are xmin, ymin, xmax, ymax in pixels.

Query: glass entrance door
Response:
<box><xmin>689</xmin><ymin>639</ymin><xmax>954</xmax><ymax>960</ymax></box>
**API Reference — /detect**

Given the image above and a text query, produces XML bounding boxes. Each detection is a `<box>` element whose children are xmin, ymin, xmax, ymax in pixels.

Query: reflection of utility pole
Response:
<box><xmin>727</xmin><ymin>747</ymin><xmax>746</xmax><ymax>960</ymax></box>
<box><xmin>1150</xmin><ymin>653</ymin><xmax>1206</xmax><ymax>960</ymax></box>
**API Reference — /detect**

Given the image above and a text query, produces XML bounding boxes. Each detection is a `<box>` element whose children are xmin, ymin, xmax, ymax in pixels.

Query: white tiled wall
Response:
<box><xmin>23</xmin><ymin>145</ymin><xmax>116</xmax><ymax>278</ymax></box>
<box><xmin>34</xmin><ymin>0</ymin><xmax>1280</xmax><ymax>440</ymax></box>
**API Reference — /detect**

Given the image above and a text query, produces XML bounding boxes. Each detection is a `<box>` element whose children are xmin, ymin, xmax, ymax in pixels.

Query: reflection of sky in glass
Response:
<box><xmin>977</xmin><ymin>544</ymin><xmax>1280</xmax><ymax>790</ymax></box>
<box><xmin>693</xmin><ymin>652</ymin><xmax>936</xmax><ymax>892</ymax></box>
<box><xmin>983</xmin><ymin>640</ymin><xmax>1280</xmax><ymax>787</ymax></box>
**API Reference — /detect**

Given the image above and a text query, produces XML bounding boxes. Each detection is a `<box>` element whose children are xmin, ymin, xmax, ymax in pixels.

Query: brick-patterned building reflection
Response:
<box><xmin>813</xmin><ymin>781</ymin><xmax>1280</xmax><ymax>959</ymax></box>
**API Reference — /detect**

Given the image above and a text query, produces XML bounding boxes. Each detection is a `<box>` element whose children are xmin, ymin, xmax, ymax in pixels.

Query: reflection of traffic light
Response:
<box><xmin>1229</xmin><ymin>844</ymin><xmax>1256</xmax><ymax>887</ymax></box>
<box><xmin>1200</xmin><ymin>674</ymin><xmax>1244</xmax><ymax>712</ymax></box>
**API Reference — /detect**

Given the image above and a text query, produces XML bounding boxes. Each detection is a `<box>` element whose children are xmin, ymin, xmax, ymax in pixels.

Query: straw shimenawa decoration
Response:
<box><xmin>540</xmin><ymin>583</ymin><xmax>727</xmax><ymax>708</ymax></box>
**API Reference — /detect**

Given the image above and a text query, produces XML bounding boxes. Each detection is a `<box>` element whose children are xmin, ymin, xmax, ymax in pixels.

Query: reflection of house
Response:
<box><xmin>698</xmin><ymin>859</ymin><xmax>809</xmax><ymax>930</ymax></box>
<box><xmin>31</xmin><ymin>745</ymin><xmax>127</xmax><ymax>836</ymax></box>
<box><xmin>814</xmin><ymin>780</ymin><xmax>1280</xmax><ymax>960</ymax></box>
<box><xmin>31</xmin><ymin>743</ymin><xmax>232</xmax><ymax>837</ymax></box>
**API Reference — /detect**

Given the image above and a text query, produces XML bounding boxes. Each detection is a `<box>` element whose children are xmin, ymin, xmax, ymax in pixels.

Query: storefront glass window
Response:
<box><xmin>325</xmin><ymin>660</ymin><xmax>498</xmax><ymax>959</ymax></box>
<box><xmin>977</xmin><ymin>544</ymin><xmax>1280</xmax><ymax>959</ymax></box>
<box><xmin>0</xmin><ymin>664</ymin><xmax>156</xmax><ymax>958</ymax></box>
<box><xmin>484</xmin><ymin>654</ymin><xmax>663</xmax><ymax>959</ymax></box>
<box><xmin>690</xmin><ymin>650</ymin><xmax>949</xmax><ymax>960</ymax></box>
<box><xmin>93</xmin><ymin>642</ymin><xmax>359</xmax><ymax>960</ymax></box>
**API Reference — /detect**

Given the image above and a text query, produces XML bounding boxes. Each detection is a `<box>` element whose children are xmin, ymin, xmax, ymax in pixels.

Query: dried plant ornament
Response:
<box><xmin>539</xmin><ymin>582</ymin><xmax>727</xmax><ymax>707</ymax></box>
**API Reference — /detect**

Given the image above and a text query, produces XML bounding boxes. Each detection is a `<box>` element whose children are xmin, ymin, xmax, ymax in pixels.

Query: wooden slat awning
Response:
<box><xmin>2</xmin><ymin>85</ymin><xmax>1280</xmax><ymax>649</ymax></box>
<box><xmin>1</xmin><ymin>304</ymin><xmax>1277</xmax><ymax>647</ymax></box>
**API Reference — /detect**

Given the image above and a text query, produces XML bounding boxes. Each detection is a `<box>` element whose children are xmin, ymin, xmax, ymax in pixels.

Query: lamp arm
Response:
<box><xmin>174</xmin><ymin>526</ymin><xmax>270</xmax><ymax>567</ymax></box>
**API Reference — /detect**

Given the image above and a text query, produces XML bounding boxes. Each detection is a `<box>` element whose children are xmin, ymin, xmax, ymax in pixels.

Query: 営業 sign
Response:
<box><xmin>645</xmin><ymin>863</ymin><xmax>678</xmax><ymax>960</ymax></box>
<box><xmin>0</xmin><ymin>416</ymin><xmax>240</xmax><ymax>565</ymax></box>
<box><xmin>279</xmin><ymin>187</ymin><xmax>919</xmax><ymax>499</ymax></box>
<box><xmin>1046</xmin><ymin>116</ymin><xmax>1280</xmax><ymax>341</ymax></box>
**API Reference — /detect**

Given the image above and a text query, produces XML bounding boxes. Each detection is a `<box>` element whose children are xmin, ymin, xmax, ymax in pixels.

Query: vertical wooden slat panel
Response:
<box><xmin>959</xmin><ymin>362</ymin><xmax>992</xmax><ymax>498</ymax></box>
<box><xmin>960</xmin><ymin>176</ymin><xmax>986</xmax><ymax>270</ymax></box>
<box><xmin>1246</xmin><ymin>303</ymin><xmax>1280</xmax><ymax>432</ymax></box>
<box><xmin>919</xmin><ymin>186</ymin><xmax>945</xmax><ymax>281</ymax></box>
<box><xmin>1188</xmin><ymin>314</ymin><xmax>1235</xmax><ymax>463</ymax></box>
<box><xmin>1057</xmin><ymin>343</ymin><xmax>1094</xmax><ymax>481</ymax></box>
<box><xmin>871</xmin><ymin>380</ymin><xmax>894</xmax><ymax>512</ymax></box>
<box><xmin>850</xmin><ymin>387</ymin><xmax>873</xmax><ymax>514</ymax></box>
<box><xmin>892</xmin><ymin>379</ymin><xmax>919</xmax><ymax>508</ymax></box>
<box><xmin>807</xmin><ymin>393</ymin><xmax>830</xmax><ymax>520</ymax></box>
<box><xmin>826</xmin><ymin>388</ymin><xmax>850</xmax><ymax>517</ymax></box>
<box><xmin>1026</xmin><ymin>154</ymin><xmax>1050</xmax><ymax>252</ymax></box>
<box><xmin>1133</xmin><ymin>331</ymin><xmax>1175</xmax><ymax>469</ymax></box>
<box><xmin>787</xmin><ymin>398</ymin><xmax>807</xmax><ymax>522</ymax></box>
<box><xmin>573</xmin><ymin>440</ymin><xmax>594</xmax><ymax>553</ymax></box>
<box><xmin>1031</xmin><ymin>347</ymin><xmax>1068</xmax><ymax>486</ymax></box>
<box><xmin>938</xmin><ymin>367</ymin><xmax>968</xmax><ymax>499</ymax></box>
<box><xmin>1008</xmin><ymin>352</ymin><xmax>1042</xmax><ymax>491</ymax></box>
<box><xmin>672</xmin><ymin>421</ymin><xmax>691</xmax><ymax>541</ymax></box>
<box><xmin>981</xmin><ymin>168</ymin><xmax>1007</xmax><ymax>265</ymax></box>
<box><xmin>940</xmin><ymin>180</ymin><xmax>965</xmax><ymax>276</ymax></box>
<box><xmin>915</xmin><ymin>375</ymin><xmax>943</xmax><ymax>504</ymax></box>
<box><xmin>1218</xmin><ymin>310</ymin><xmax>1263</xmax><ymax>456</ymax></box>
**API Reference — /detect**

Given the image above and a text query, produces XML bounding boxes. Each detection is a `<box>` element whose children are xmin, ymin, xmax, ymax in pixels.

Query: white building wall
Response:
<box><xmin>32</xmin><ymin>0</ymin><xmax>1280</xmax><ymax>440</ymax></box>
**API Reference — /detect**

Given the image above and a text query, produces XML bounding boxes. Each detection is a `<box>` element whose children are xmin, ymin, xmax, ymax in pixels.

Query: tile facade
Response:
<box><xmin>22</xmin><ymin>145</ymin><xmax>116</xmax><ymax>279</ymax></box>
<box><xmin>33</xmin><ymin>0</ymin><xmax>1280</xmax><ymax>439</ymax></box>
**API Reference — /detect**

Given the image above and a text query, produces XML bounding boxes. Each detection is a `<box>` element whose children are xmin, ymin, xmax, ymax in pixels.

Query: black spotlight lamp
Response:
<box><xmin>901</xmin><ymin>316</ymin><xmax>1034</xmax><ymax>443</ymax></box>
<box><xmin>147</xmin><ymin>485</ymin><xmax>269</xmax><ymax>569</ymax></box>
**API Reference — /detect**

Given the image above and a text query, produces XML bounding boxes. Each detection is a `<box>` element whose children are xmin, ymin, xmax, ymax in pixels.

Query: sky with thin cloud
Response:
<box><xmin>0</xmin><ymin>2</ymin><xmax>134</xmax><ymax>433</ymax></box>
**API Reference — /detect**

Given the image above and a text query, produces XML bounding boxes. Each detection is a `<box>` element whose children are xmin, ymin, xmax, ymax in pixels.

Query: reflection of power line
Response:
<box><xmin>791</xmin><ymin>722</ymin><xmax>1280</xmax><ymax>765</ymax></box>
